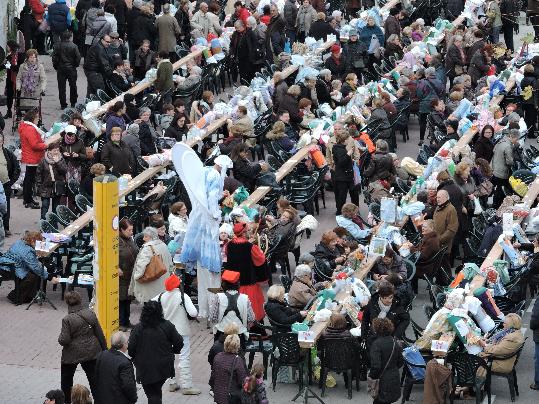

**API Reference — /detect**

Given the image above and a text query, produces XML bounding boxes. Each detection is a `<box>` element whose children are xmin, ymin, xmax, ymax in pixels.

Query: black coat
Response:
<box><xmin>128</xmin><ymin>320</ymin><xmax>183</xmax><ymax>385</ymax></box>
<box><xmin>361</xmin><ymin>292</ymin><xmax>410</xmax><ymax>342</ymax></box>
<box><xmin>369</xmin><ymin>336</ymin><xmax>404</xmax><ymax>403</ymax></box>
<box><xmin>164</xmin><ymin>123</ymin><xmax>188</xmax><ymax>141</ymax></box>
<box><xmin>363</xmin><ymin>151</ymin><xmax>395</xmax><ymax>182</ymax></box>
<box><xmin>309</xmin><ymin>20</ymin><xmax>335</xmax><ymax>41</ymax></box>
<box><xmin>83</xmin><ymin>42</ymin><xmax>112</xmax><ymax>76</ymax></box>
<box><xmin>265</xmin><ymin>15</ymin><xmax>285</xmax><ymax>63</ymax></box>
<box><xmin>264</xmin><ymin>298</ymin><xmax>303</xmax><ymax>331</ymax></box>
<box><xmin>530</xmin><ymin>297</ymin><xmax>539</xmax><ymax>343</ymax></box>
<box><xmin>94</xmin><ymin>348</ymin><xmax>137</xmax><ymax>404</ymax></box>
<box><xmin>52</xmin><ymin>40</ymin><xmax>81</xmax><ymax>71</ymax></box>
<box><xmin>316</xmin><ymin>78</ymin><xmax>332</xmax><ymax>105</ymax></box>
<box><xmin>332</xmin><ymin>143</ymin><xmax>353</xmax><ymax>182</ymax></box>
<box><xmin>474</xmin><ymin>136</ymin><xmax>495</xmax><ymax>162</ymax></box>
<box><xmin>324</xmin><ymin>55</ymin><xmax>346</xmax><ymax>79</ymax></box>
<box><xmin>2</xmin><ymin>147</ymin><xmax>21</xmax><ymax>186</ymax></box>
<box><xmin>312</xmin><ymin>242</ymin><xmax>339</xmax><ymax>269</ymax></box>
<box><xmin>139</xmin><ymin>122</ymin><xmax>157</xmax><ymax>156</ymax></box>
<box><xmin>520</xmin><ymin>73</ymin><xmax>539</xmax><ymax>106</ymax></box>
<box><xmin>445</xmin><ymin>44</ymin><xmax>465</xmax><ymax>77</ymax></box>
<box><xmin>230</xmin><ymin>28</ymin><xmax>258</xmax><ymax>65</ymax></box>
<box><xmin>131</xmin><ymin>14</ymin><xmax>157</xmax><ymax>49</ymax></box>
<box><xmin>232</xmin><ymin>158</ymin><xmax>261</xmax><ymax>192</ymax></box>
<box><xmin>101</xmin><ymin>140</ymin><xmax>134</xmax><ymax>176</ymax></box>
<box><xmin>278</xmin><ymin>94</ymin><xmax>302</xmax><ymax>125</ymax></box>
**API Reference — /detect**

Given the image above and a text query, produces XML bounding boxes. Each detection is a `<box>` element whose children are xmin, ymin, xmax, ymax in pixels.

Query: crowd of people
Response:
<box><xmin>2</xmin><ymin>0</ymin><xmax>539</xmax><ymax>403</ymax></box>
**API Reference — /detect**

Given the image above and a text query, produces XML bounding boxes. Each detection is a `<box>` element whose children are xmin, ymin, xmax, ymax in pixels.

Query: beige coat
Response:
<box><xmin>190</xmin><ymin>11</ymin><xmax>222</xmax><ymax>37</ymax></box>
<box><xmin>128</xmin><ymin>239</ymin><xmax>173</xmax><ymax>303</ymax></box>
<box><xmin>325</xmin><ymin>135</ymin><xmax>361</xmax><ymax>171</ymax></box>
<box><xmin>16</xmin><ymin>62</ymin><xmax>47</xmax><ymax>109</ymax></box>
<box><xmin>156</xmin><ymin>13</ymin><xmax>181</xmax><ymax>53</ymax></box>
<box><xmin>288</xmin><ymin>275</ymin><xmax>316</xmax><ymax>308</ymax></box>
<box><xmin>433</xmin><ymin>202</ymin><xmax>459</xmax><ymax>252</ymax></box>
<box><xmin>481</xmin><ymin>330</ymin><xmax>524</xmax><ymax>374</ymax></box>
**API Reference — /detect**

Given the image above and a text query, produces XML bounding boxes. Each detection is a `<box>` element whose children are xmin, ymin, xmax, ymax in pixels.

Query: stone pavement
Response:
<box><xmin>1</xmin><ymin>19</ymin><xmax>539</xmax><ymax>404</ymax></box>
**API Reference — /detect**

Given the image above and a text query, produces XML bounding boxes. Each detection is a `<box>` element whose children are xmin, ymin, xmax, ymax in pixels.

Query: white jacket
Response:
<box><xmin>168</xmin><ymin>213</ymin><xmax>188</xmax><ymax>238</ymax></box>
<box><xmin>152</xmin><ymin>289</ymin><xmax>198</xmax><ymax>336</ymax></box>
<box><xmin>128</xmin><ymin>239</ymin><xmax>173</xmax><ymax>303</ymax></box>
<box><xmin>190</xmin><ymin>11</ymin><xmax>222</xmax><ymax>37</ymax></box>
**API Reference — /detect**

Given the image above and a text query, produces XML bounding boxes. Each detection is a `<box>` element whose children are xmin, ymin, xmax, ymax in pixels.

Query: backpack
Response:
<box><xmin>223</xmin><ymin>292</ymin><xmax>243</xmax><ymax>321</ymax></box>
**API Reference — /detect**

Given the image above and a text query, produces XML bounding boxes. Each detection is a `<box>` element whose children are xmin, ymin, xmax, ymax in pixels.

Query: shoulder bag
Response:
<box><xmin>228</xmin><ymin>355</ymin><xmax>242</xmax><ymax>404</ymax></box>
<box><xmin>367</xmin><ymin>338</ymin><xmax>396</xmax><ymax>399</ymax></box>
<box><xmin>137</xmin><ymin>245</ymin><xmax>167</xmax><ymax>283</ymax></box>
<box><xmin>49</xmin><ymin>163</ymin><xmax>67</xmax><ymax>196</ymax></box>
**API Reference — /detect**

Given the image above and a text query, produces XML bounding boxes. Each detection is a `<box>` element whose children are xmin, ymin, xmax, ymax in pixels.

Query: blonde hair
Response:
<box><xmin>224</xmin><ymin>323</ymin><xmax>240</xmax><ymax>335</ymax></box>
<box><xmin>455</xmin><ymin>161</ymin><xmax>470</xmax><ymax>178</ymax></box>
<box><xmin>267</xmin><ymin>285</ymin><xmax>285</xmax><ymax>301</ymax></box>
<box><xmin>71</xmin><ymin>384</ymin><xmax>92</xmax><ymax>404</ymax></box>
<box><xmin>287</xmin><ymin>85</ymin><xmax>301</xmax><ymax>96</ymax></box>
<box><xmin>504</xmin><ymin>313</ymin><xmax>522</xmax><ymax>330</ymax></box>
<box><xmin>224</xmin><ymin>334</ymin><xmax>241</xmax><ymax>354</ymax></box>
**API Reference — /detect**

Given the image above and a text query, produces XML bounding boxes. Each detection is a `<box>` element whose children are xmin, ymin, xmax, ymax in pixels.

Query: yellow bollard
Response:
<box><xmin>93</xmin><ymin>174</ymin><xmax>120</xmax><ymax>345</ymax></box>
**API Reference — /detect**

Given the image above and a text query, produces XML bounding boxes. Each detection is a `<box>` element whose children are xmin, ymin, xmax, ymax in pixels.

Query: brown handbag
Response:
<box><xmin>137</xmin><ymin>245</ymin><xmax>167</xmax><ymax>283</ymax></box>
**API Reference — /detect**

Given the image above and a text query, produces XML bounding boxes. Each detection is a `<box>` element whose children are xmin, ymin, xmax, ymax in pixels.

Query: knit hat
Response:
<box><xmin>64</xmin><ymin>125</ymin><xmax>77</xmax><ymax>134</ymax></box>
<box><xmin>445</xmin><ymin>119</ymin><xmax>458</xmax><ymax>132</ymax></box>
<box><xmin>222</xmin><ymin>270</ymin><xmax>240</xmax><ymax>284</ymax></box>
<box><xmin>127</xmin><ymin>123</ymin><xmax>139</xmax><ymax>136</ymax></box>
<box><xmin>220</xmin><ymin>222</ymin><xmax>233</xmax><ymax>236</ymax></box>
<box><xmin>349</xmin><ymin>28</ymin><xmax>358</xmax><ymax>37</ymax></box>
<box><xmin>330</xmin><ymin>44</ymin><xmax>341</xmax><ymax>54</ymax></box>
<box><xmin>164</xmin><ymin>274</ymin><xmax>181</xmax><ymax>291</ymax></box>
<box><xmin>233</xmin><ymin>222</ymin><xmax>247</xmax><ymax>236</ymax></box>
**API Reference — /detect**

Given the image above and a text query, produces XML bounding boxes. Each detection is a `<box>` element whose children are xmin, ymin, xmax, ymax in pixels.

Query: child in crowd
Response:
<box><xmin>241</xmin><ymin>363</ymin><xmax>269</xmax><ymax>404</ymax></box>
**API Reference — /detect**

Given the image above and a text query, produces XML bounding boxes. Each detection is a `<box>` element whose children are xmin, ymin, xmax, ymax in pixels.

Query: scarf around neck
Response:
<box><xmin>21</xmin><ymin>63</ymin><xmax>38</xmax><ymax>96</ymax></box>
<box><xmin>377</xmin><ymin>298</ymin><xmax>391</xmax><ymax>319</ymax></box>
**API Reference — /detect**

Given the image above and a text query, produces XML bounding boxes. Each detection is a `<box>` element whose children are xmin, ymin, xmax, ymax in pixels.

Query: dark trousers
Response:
<box><xmin>502</xmin><ymin>23</ymin><xmax>514</xmax><ymax>51</ymax></box>
<box><xmin>3</xmin><ymin>184</ymin><xmax>11</xmax><ymax>231</ymax></box>
<box><xmin>523</xmin><ymin>103</ymin><xmax>538</xmax><ymax>138</ymax></box>
<box><xmin>419</xmin><ymin>112</ymin><xmax>428</xmax><ymax>141</ymax></box>
<box><xmin>33</xmin><ymin>31</ymin><xmax>46</xmax><ymax>54</ymax></box>
<box><xmin>61</xmin><ymin>360</ymin><xmax>97</xmax><ymax>403</ymax></box>
<box><xmin>57</xmin><ymin>68</ymin><xmax>78</xmax><ymax>108</ymax></box>
<box><xmin>119</xmin><ymin>299</ymin><xmax>131</xmax><ymax>326</ymax></box>
<box><xmin>4</xmin><ymin>78</ymin><xmax>15</xmax><ymax>111</ymax></box>
<box><xmin>492</xmin><ymin>176</ymin><xmax>510</xmax><ymax>209</ymax></box>
<box><xmin>23</xmin><ymin>165</ymin><xmax>37</xmax><ymax>204</ymax></box>
<box><xmin>531</xmin><ymin>14</ymin><xmax>539</xmax><ymax>40</ymax></box>
<box><xmin>84</xmin><ymin>70</ymin><xmax>105</xmax><ymax>98</ymax></box>
<box><xmin>334</xmin><ymin>180</ymin><xmax>359</xmax><ymax>215</ymax></box>
<box><xmin>41</xmin><ymin>196</ymin><xmax>61</xmax><ymax>220</ymax></box>
<box><xmin>142</xmin><ymin>379</ymin><xmax>166</xmax><ymax>404</ymax></box>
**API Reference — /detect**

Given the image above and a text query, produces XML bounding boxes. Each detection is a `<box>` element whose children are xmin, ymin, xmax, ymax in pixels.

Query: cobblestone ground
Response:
<box><xmin>1</xmin><ymin>20</ymin><xmax>538</xmax><ymax>403</ymax></box>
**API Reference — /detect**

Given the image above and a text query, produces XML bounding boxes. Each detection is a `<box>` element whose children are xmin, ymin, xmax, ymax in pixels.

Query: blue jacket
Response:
<box><xmin>47</xmin><ymin>0</ymin><xmax>72</xmax><ymax>33</ymax></box>
<box><xmin>0</xmin><ymin>240</ymin><xmax>48</xmax><ymax>280</ymax></box>
<box><xmin>358</xmin><ymin>25</ymin><xmax>384</xmax><ymax>51</ymax></box>
<box><xmin>336</xmin><ymin>215</ymin><xmax>371</xmax><ymax>240</ymax></box>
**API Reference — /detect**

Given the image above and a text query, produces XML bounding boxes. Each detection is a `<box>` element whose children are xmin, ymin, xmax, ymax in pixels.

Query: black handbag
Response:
<box><xmin>54</xmin><ymin>180</ymin><xmax>67</xmax><ymax>196</ymax></box>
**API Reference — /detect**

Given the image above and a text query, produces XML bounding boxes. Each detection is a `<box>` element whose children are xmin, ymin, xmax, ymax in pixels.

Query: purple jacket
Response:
<box><xmin>210</xmin><ymin>352</ymin><xmax>248</xmax><ymax>404</ymax></box>
<box><xmin>105</xmin><ymin>113</ymin><xmax>127</xmax><ymax>138</ymax></box>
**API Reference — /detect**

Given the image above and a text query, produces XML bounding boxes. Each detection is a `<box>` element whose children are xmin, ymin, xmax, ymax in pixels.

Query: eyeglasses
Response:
<box><xmin>104</xmin><ymin>40</ymin><xmax>112</xmax><ymax>44</ymax></box>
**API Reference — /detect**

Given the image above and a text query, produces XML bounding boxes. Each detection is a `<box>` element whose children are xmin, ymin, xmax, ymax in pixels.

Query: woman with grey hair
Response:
<box><xmin>138</xmin><ymin>107</ymin><xmax>158</xmax><ymax>156</ymax></box>
<box><xmin>385</xmin><ymin>34</ymin><xmax>404</xmax><ymax>59</ymax></box>
<box><xmin>298</xmin><ymin>252</ymin><xmax>315</xmax><ymax>266</ymax></box>
<box><xmin>129</xmin><ymin>226</ymin><xmax>173</xmax><ymax>303</ymax></box>
<box><xmin>445</xmin><ymin>34</ymin><xmax>466</xmax><ymax>86</ymax></box>
<box><xmin>288</xmin><ymin>264</ymin><xmax>326</xmax><ymax>308</ymax></box>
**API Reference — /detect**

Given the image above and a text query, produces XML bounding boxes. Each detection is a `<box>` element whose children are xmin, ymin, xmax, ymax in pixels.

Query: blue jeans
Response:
<box><xmin>41</xmin><ymin>196</ymin><xmax>60</xmax><ymax>220</ymax></box>
<box><xmin>535</xmin><ymin>342</ymin><xmax>539</xmax><ymax>385</ymax></box>
<box><xmin>490</xmin><ymin>26</ymin><xmax>501</xmax><ymax>44</ymax></box>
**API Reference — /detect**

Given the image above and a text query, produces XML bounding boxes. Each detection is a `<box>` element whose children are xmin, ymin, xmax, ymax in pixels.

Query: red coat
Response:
<box><xmin>19</xmin><ymin>121</ymin><xmax>47</xmax><ymax>165</ymax></box>
<box><xmin>29</xmin><ymin>0</ymin><xmax>46</xmax><ymax>22</ymax></box>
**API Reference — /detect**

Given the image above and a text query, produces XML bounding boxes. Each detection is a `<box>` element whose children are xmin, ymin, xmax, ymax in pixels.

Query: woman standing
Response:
<box><xmin>36</xmin><ymin>145</ymin><xmax>67</xmax><ymax>220</ymax></box>
<box><xmin>19</xmin><ymin>109</ymin><xmax>47</xmax><ymax>209</ymax></box>
<box><xmin>210</xmin><ymin>334</ymin><xmax>249</xmax><ymax>404</ymax></box>
<box><xmin>100</xmin><ymin>127</ymin><xmax>135</xmax><ymax>176</ymax></box>
<box><xmin>369</xmin><ymin>317</ymin><xmax>403</xmax><ymax>404</ymax></box>
<box><xmin>60</xmin><ymin>125</ymin><xmax>87</xmax><ymax>185</ymax></box>
<box><xmin>129</xmin><ymin>227</ymin><xmax>173</xmax><ymax>304</ymax></box>
<box><xmin>119</xmin><ymin>218</ymin><xmax>138</xmax><ymax>331</ymax></box>
<box><xmin>16</xmin><ymin>49</ymin><xmax>47</xmax><ymax>110</ymax></box>
<box><xmin>128</xmin><ymin>301</ymin><xmax>184</xmax><ymax>404</ymax></box>
<box><xmin>332</xmin><ymin>130</ymin><xmax>358</xmax><ymax>215</ymax></box>
<box><xmin>3</xmin><ymin>40</ymin><xmax>25</xmax><ymax>119</ymax></box>
<box><xmin>137</xmin><ymin>107</ymin><xmax>158</xmax><ymax>156</ymax></box>
<box><xmin>58</xmin><ymin>291</ymin><xmax>107</xmax><ymax>403</ymax></box>
<box><xmin>0</xmin><ymin>231</ymin><xmax>59</xmax><ymax>304</ymax></box>
<box><xmin>224</xmin><ymin>222</ymin><xmax>267</xmax><ymax>321</ymax></box>
<box><xmin>295</xmin><ymin>0</ymin><xmax>317</xmax><ymax>42</ymax></box>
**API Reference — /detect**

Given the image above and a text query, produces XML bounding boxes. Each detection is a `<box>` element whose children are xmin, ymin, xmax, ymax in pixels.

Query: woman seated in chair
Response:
<box><xmin>361</xmin><ymin>282</ymin><xmax>410</xmax><ymax>348</ymax></box>
<box><xmin>478</xmin><ymin>313</ymin><xmax>525</xmax><ymax>376</ymax></box>
<box><xmin>230</xmin><ymin>143</ymin><xmax>269</xmax><ymax>192</ymax></box>
<box><xmin>335</xmin><ymin>203</ymin><xmax>372</xmax><ymax>241</ymax></box>
<box><xmin>372</xmin><ymin>247</ymin><xmax>407</xmax><ymax>282</ymax></box>
<box><xmin>287</xmin><ymin>264</ymin><xmax>327</xmax><ymax>309</ymax></box>
<box><xmin>402</xmin><ymin>219</ymin><xmax>440</xmax><ymax>293</ymax></box>
<box><xmin>264</xmin><ymin>285</ymin><xmax>306</xmax><ymax>332</ymax></box>
<box><xmin>321</xmin><ymin>313</ymin><xmax>359</xmax><ymax>341</ymax></box>
<box><xmin>80</xmin><ymin>163</ymin><xmax>106</xmax><ymax>200</ymax></box>
<box><xmin>0</xmin><ymin>231</ymin><xmax>59</xmax><ymax>304</ymax></box>
<box><xmin>312</xmin><ymin>231</ymin><xmax>347</xmax><ymax>279</ymax></box>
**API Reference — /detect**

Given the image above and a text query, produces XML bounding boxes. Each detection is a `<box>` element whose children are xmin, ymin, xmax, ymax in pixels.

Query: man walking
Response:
<box><xmin>52</xmin><ymin>31</ymin><xmax>81</xmax><ymax>109</ymax></box>
<box><xmin>94</xmin><ymin>331</ymin><xmax>138</xmax><ymax>404</ymax></box>
<box><xmin>156</xmin><ymin>3</ymin><xmax>181</xmax><ymax>62</ymax></box>
<box><xmin>83</xmin><ymin>35</ymin><xmax>113</xmax><ymax>98</ymax></box>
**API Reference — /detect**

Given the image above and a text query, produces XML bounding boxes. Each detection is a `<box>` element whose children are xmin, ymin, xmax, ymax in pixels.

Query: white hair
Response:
<box><xmin>143</xmin><ymin>226</ymin><xmax>159</xmax><ymax>241</ymax></box>
<box><xmin>111</xmin><ymin>331</ymin><xmax>128</xmax><ymax>349</ymax></box>
<box><xmin>294</xmin><ymin>264</ymin><xmax>312</xmax><ymax>278</ymax></box>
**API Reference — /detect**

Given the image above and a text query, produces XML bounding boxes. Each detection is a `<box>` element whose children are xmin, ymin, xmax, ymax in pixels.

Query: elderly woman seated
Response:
<box><xmin>264</xmin><ymin>285</ymin><xmax>307</xmax><ymax>332</ymax></box>
<box><xmin>287</xmin><ymin>264</ymin><xmax>327</xmax><ymax>309</ymax></box>
<box><xmin>478</xmin><ymin>313</ymin><xmax>525</xmax><ymax>375</ymax></box>
<box><xmin>372</xmin><ymin>247</ymin><xmax>407</xmax><ymax>282</ymax></box>
<box><xmin>312</xmin><ymin>230</ymin><xmax>347</xmax><ymax>281</ymax></box>
<box><xmin>336</xmin><ymin>203</ymin><xmax>372</xmax><ymax>241</ymax></box>
<box><xmin>0</xmin><ymin>231</ymin><xmax>59</xmax><ymax>304</ymax></box>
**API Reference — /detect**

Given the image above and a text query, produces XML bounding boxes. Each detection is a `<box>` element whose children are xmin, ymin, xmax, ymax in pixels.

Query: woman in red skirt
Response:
<box><xmin>224</xmin><ymin>222</ymin><xmax>267</xmax><ymax>321</ymax></box>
